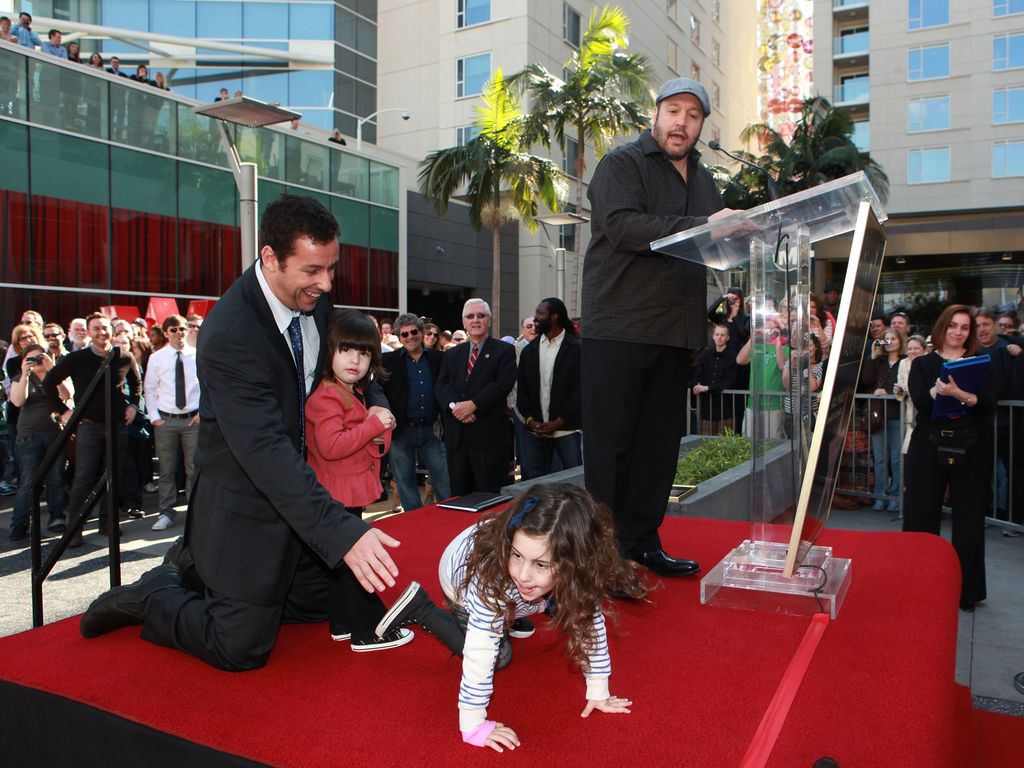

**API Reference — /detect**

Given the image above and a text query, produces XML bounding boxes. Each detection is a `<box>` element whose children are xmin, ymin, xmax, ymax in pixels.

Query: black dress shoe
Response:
<box><xmin>633</xmin><ymin>550</ymin><xmax>701</xmax><ymax>577</ymax></box>
<box><xmin>80</xmin><ymin>563</ymin><xmax>183</xmax><ymax>638</ymax></box>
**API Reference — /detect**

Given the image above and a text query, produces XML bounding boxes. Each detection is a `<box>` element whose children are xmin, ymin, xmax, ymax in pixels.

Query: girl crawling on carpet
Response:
<box><xmin>374</xmin><ymin>483</ymin><xmax>648</xmax><ymax>752</ymax></box>
<box><xmin>305</xmin><ymin>309</ymin><xmax>409</xmax><ymax>652</ymax></box>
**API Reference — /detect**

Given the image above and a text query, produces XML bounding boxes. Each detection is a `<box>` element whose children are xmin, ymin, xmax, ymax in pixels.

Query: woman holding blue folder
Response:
<box><xmin>903</xmin><ymin>305</ymin><xmax>994</xmax><ymax>612</ymax></box>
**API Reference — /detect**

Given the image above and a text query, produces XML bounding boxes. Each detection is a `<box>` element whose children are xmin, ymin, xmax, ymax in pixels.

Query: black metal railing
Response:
<box><xmin>30</xmin><ymin>348</ymin><xmax>122</xmax><ymax>628</ymax></box>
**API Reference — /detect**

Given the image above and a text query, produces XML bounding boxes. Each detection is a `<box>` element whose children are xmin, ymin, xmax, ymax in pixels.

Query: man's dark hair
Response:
<box><xmin>1</xmin><ymin>17</ymin><xmax>11</xmax><ymax>24</ymax></box>
<box><xmin>259</xmin><ymin>194</ymin><xmax>338</xmax><ymax>262</ymax></box>
<box><xmin>541</xmin><ymin>297</ymin><xmax>577</xmax><ymax>336</ymax></box>
<box><xmin>48</xmin><ymin>29</ymin><xmax>60</xmax><ymax>39</ymax></box>
<box><xmin>20</xmin><ymin>13</ymin><xmax>32</xmax><ymax>22</ymax></box>
<box><xmin>870</xmin><ymin>312</ymin><xmax>887</xmax><ymax>324</ymax></box>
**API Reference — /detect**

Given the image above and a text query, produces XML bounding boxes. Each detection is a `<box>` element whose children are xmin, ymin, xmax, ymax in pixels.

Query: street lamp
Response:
<box><xmin>193</xmin><ymin>96</ymin><xmax>301</xmax><ymax>272</ymax></box>
<box><xmin>356</xmin><ymin>108</ymin><xmax>411</xmax><ymax>151</ymax></box>
<box><xmin>536</xmin><ymin>212</ymin><xmax>590</xmax><ymax>302</ymax></box>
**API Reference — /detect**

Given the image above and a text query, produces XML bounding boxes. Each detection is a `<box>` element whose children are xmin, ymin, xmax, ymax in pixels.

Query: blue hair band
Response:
<box><xmin>508</xmin><ymin>496</ymin><xmax>539</xmax><ymax>531</ymax></box>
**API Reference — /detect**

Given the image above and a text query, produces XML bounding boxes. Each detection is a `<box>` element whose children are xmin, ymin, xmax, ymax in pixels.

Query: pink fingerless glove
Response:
<box><xmin>461</xmin><ymin>720</ymin><xmax>496</xmax><ymax>747</ymax></box>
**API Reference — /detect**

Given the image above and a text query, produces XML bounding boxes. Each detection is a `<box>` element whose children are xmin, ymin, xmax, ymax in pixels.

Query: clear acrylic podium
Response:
<box><xmin>652</xmin><ymin>172</ymin><xmax>888</xmax><ymax>618</ymax></box>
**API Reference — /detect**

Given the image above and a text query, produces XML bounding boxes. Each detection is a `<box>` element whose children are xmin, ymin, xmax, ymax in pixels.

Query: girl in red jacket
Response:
<box><xmin>306</xmin><ymin>309</ymin><xmax>409</xmax><ymax>652</ymax></box>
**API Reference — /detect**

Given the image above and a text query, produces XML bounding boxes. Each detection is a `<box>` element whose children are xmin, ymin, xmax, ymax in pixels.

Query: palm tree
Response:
<box><xmin>507</xmin><ymin>4</ymin><xmax>654</xmax><ymax>315</ymax></box>
<box><xmin>419</xmin><ymin>70</ymin><xmax>566</xmax><ymax>335</ymax></box>
<box><xmin>721</xmin><ymin>96</ymin><xmax>889</xmax><ymax>209</ymax></box>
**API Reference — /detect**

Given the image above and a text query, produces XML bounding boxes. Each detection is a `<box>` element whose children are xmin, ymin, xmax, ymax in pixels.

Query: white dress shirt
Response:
<box><xmin>538</xmin><ymin>330</ymin><xmax>579</xmax><ymax>438</ymax></box>
<box><xmin>255</xmin><ymin>259</ymin><xmax>320</xmax><ymax>394</ymax></box>
<box><xmin>144</xmin><ymin>344</ymin><xmax>200</xmax><ymax>414</ymax></box>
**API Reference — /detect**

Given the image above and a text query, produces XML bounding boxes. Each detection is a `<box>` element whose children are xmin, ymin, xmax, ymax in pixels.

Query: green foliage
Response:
<box><xmin>674</xmin><ymin>430</ymin><xmax>752</xmax><ymax>486</ymax></box>
<box><xmin>721</xmin><ymin>96</ymin><xmax>889</xmax><ymax>209</ymax></box>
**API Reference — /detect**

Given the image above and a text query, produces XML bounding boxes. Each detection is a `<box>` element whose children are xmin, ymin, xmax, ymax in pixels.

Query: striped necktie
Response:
<box><xmin>286</xmin><ymin>316</ymin><xmax>306</xmax><ymax>454</ymax></box>
<box><xmin>465</xmin><ymin>343</ymin><xmax>478</xmax><ymax>380</ymax></box>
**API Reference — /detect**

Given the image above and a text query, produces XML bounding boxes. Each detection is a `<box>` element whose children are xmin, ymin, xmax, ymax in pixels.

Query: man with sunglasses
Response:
<box><xmin>43</xmin><ymin>323</ymin><xmax>70</xmax><ymax>362</ymax></box>
<box><xmin>143</xmin><ymin>315</ymin><xmax>200</xmax><ymax>532</ymax></box>
<box><xmin>435</xmin><ymin>298</ymin><xmax>516</xmax><ymax>495</ymax></box>
<box><xmin>381</xmin><ymin>313</ymin><xmax>451</xmax><ymax>511</ymax></box>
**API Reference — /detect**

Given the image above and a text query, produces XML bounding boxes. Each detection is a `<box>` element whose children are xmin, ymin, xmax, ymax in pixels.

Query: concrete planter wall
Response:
<box><xmin>502</xmin><ymin>435</ymin><xmax>794</xmax><ymax>521</ymax></box>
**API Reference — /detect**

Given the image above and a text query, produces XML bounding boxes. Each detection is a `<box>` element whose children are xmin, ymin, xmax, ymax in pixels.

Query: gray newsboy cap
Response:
<box><xmin>656</xmin><ymin>77</ymin><xmax>711</xmax><ymax>117</ymax></box>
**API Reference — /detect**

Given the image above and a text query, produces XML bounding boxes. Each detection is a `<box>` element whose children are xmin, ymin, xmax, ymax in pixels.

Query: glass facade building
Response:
<box><xmin>0</xmin><ymin>44</ymin><xmax>399</xmax><ymax>332</ymax></box>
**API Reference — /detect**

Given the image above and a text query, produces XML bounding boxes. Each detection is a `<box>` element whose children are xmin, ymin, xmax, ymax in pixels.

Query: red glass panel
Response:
<box><xmin>333</xmin><ymin>243</ymin><xmax>368</xmax><ymax>306</ymax></box>
<box><xmin>0</xmin><ymin>191</ymin><xmax>30</xmax><ymax>284</ymax></box>
<box><xmin>368</xmin><ymin>248</ymin><xmax>398</xmax><ymax>309</ymax></box>
<box><xmin>29</xmin><ymin>195</ymin><xmax>109</xmax><ymax>288</ymax></box>
<box><xmin>112</xmin><ymin>209</ymin><xmax>177</xmax><ymax>294</ymax></box>
<box><xmin>178</xmin><ymin>218</ymin><xmax>242</xmax><ymax>297</ymax></box>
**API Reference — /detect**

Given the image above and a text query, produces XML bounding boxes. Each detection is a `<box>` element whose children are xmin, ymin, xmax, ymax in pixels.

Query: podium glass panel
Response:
<box><xmin>651</xmin><ymin>174</ymin><xmax>887</xmax><ymax>618</ymax></box>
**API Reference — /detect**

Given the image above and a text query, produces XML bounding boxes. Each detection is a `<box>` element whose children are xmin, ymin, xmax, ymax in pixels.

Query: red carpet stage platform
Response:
<box><xmin>1</xmin><ymin>508</ymin><xmax>1020</xmax><ymax>767</ymax></box>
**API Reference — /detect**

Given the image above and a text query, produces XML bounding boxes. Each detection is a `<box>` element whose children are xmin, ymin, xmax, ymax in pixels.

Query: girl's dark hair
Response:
<box><xmin>460</xmin><ymin>483</ymin><xmax>648</xmax><ymax>670</ymax></box>
<box><xmin>322</xmin><ymin>309</ymin><xmax>386</xmax><ymax>392</ymax></box>
<box><xmin>539</xmin><ymin>297</ymin><xmax>577</xmax><ymax>336</ymax></box>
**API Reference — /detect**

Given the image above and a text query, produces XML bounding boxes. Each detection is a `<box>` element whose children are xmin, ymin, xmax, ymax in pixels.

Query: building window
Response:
<box><xmin>690</xmin><ymin>15</ymin><xmax>701</xmax><ymax>48</ymax></box>
<box><xmin>712</xmin><ymin>38</ymin><xmax>721</xmax><ymax>68</ymax></box>
<box><xmin>993</xmin><ymin>140</ymin><xmax>1024</xmax><ymax>176</ymax></box>
<box><xmin>667</xmin><ymin>38</ymin><xmax>678</xmax><ymax>71</ymax></box>
<box><xmin>712</xmin><ymin>0</ymin><xmax>721</xmax><ymax>24</ymax></box>
<box><xmin>851</xmin><ymin>121</ymin><xmax>870</xmax><ymax>152</ymax></box>
<box><xmin>994</xmin><ymin>33</ymin><xmax>1024</xmax><ymax>69</ymax></box>
<box><xmin>908</xmin><ymin>43</ymin><xmax>950</xmax><ymax>80</ymax></box>
<box><xmin>456</xmin><ymin>125</ymin><xmax>481</xmax><ymax>145</ymax></box>
<box><xmin>667</xmin><ymin>0</ymin><xmax>677</xmax><ymax>20</ymax></box>
<box><xmin>457</xmin><ymin>0</ymin><xmax>490</xmax><ymax>29</ymax></box>
<box><xmin>562</xmin><ymin>136</ymin><xmax>580</xmax><ymax>177</ymax></box>
<box><xmin>994</xmin><ymin>87</ymin><xmax>1024</xmax><ymax>123</ymax></box>
<box><xmin>908</xmin><ymin>95</ymin><xmax>951</xmax><ymax>132</ymax></box>
<box><xmin>909</xmin><ymin>0</ymin><xmax>949</xmax><ymax>29</ymax></box>
<box><xmin>994</xmin><ymin>0</ymin><xmax>1024</xmax><ymax>17</ymax></box>
<box><xmin>564</xmin><ymin>4</ymin><xmax>581</xmax><ymax>48</ymax></box>
<box><xmin>456</xmin><ymin>53</ymin><xmax>491</xmax><ymax>98</ymax></box>
<box><xmin>559</xmin><ymin>204</ymin><xmax>577</xmax><ymax>251</ymax></box>
<box><xmin>908</xmin><ymin>146</ymin><xmax>951</xmax><ymax>183</ymax></box>
<box><xmin>691</xmin><ymin>61</ymin><xmax>701</xmax><ymax>82</ymax></box>
<box><xmin>712</xmin><ymin>81</ymin><xmax>721</xmax><ymax>110</ymax></box>
<box><xmin>837</xmin><ymin>73</ymin><xmax>870</xmax><ymax>102</ymax></box>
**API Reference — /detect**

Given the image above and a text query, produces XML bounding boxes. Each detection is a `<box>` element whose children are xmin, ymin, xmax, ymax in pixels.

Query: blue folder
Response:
<box><xmin>932</xmin><ymin>355</ymin><xmax>990</xmax><ymax>421</ymax></box>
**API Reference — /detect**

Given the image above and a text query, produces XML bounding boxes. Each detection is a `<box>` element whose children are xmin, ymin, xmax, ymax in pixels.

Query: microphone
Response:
<box><xmin>707</xmin><ymin>139</ymin><xmax>781</xmax><ymax>201</ymax></box>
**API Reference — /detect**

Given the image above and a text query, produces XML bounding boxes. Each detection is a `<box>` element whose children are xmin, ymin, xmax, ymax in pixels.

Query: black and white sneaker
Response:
<box><xmin>350</xmin><ymin>627</ymin><xmax>414</xmax><ymax>652</ymax></box>
<box><xmin>509</xmin><ymin>617</ymin><xmax>535</xmax><ymax>639</ymax></box>
<box><xmin>374</xmin><ymin>581</ymin><xmax>430</xmax><ymax>638</ymax></box>
<box><xmin>330</xmin><ymin>630</ymin><xmax>352</xmax><ymax>642</ymax></box>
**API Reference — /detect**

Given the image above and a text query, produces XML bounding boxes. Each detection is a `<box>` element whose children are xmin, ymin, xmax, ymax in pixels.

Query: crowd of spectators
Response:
<box><xmin>1</xmin><ymin>307</ymin><xmax>204</xmax><ymax>543</ymax></box>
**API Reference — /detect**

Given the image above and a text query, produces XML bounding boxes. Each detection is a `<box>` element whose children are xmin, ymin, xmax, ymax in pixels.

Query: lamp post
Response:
<box><xmin>193</xmin><ymin>96</ymin><xmax>301</xmax><ymax>272</ymax></box>
<box><xmin>536</xmin><ymin>212</ymin><xmax>590</xmax><ymax>302</ymax></box>
<box><xmin>356</xmin><ymin>108</ymin><xmax>411</xmax><ymax>151</ymax></box>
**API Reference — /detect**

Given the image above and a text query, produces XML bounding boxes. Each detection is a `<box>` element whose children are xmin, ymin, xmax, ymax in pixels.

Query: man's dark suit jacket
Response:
<box><xmin>187</xmin><ymin>264</ymin><xmax>369</xmax><ymax>607</ymax></box>
<box><xmin>434</xmin><ymin>337</ymin><xmax>516</xmax><ymax>450</ymax></box>
<box><xmin>516</xmin><ymin>333</ymin><xmax>582</xmax><ymax>430</ymax></box>
<box><xmin>380</xmin><ymin>347</ymin><xmax>444</xmax><ymax>440</ymax></box>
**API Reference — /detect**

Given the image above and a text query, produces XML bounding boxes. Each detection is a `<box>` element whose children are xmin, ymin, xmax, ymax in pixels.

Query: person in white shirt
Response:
<box><xmin>143</xmin><ymin>314</ymin><xmax>200</xmax><ymax>531</ymax></box>
<box><xmin>515</xmin><ymin>298</ymin><xmax>582</xmax><ymax>479</ymax></box>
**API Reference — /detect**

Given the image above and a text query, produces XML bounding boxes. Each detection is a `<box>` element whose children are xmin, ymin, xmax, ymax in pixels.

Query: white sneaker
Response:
<box><xmin>351</xmin><ymin>627</ymin><xmax>414</xmax><ymax>652</ymax></box>
<box><xmin>151</xmin><ymin>514</ymin><xmax>175</xmax><ymax>531</ymax></box>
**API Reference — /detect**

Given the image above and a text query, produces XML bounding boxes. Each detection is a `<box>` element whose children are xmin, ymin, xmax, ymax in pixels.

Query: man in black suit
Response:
<box><xmin>80</xmin><ymin>195</ymin><xmax>401</xmax><ymax>670</ymax></box>
<box><xmin>435</xmin><ymin>299</ymin><xmax>516</xmax><ymax>495</ymax></box>
<box><xmin>381</xmin><ymin>312</ymin><xmax>451</xmax><ymax>511</ymax></box>
<box><xmin>516</xmin><ymin>297</ymin><xmax>582</xmax><ymax>480</ymax></box>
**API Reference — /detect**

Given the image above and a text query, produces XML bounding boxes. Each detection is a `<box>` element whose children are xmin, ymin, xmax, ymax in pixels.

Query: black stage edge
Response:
<box><xmin>0</xmin><ymin>680</ymin><xmax>269</xmax><ymax>767</ymax></box>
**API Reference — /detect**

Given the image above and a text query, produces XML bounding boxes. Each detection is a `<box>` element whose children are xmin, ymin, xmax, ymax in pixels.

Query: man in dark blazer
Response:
<box><xmin>516</xmin><ymin>297</ymin><xmax>582</xmax><ymax>480</ymax></box>
<box><xmin>435</xmin><ymin>298</ymin><xmax>516</xmax><ymax>495</ymax></box>
<box><xmin>80</xmin><ymin>195</ymin><xmax>401</xmax><ymax>670</ymax></box>
<box><xmin>381</xmin><ymin>312</ymin><xmax>451</xmax><ymax>511</ymax></box>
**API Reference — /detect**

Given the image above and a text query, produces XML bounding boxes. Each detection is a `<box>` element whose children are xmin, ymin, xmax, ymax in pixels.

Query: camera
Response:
<box><xmin>873</xmin><ymin>339</ymin><xmax>887</xmax><ymax>347</ymax></box>
<box><xmin>26</xmin><ymin>355</ymin><xmax>43</xmax><ymax>364</ymax></box>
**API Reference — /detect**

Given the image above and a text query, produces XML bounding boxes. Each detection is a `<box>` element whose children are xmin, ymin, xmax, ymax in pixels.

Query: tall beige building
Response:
<box><xmin>376</xmin><ymin>0</ymin><xmax>760</xmax><ymax>326</ymax></box>
<box><xmin>813</xmin><ymin>0</ymin><xmax>1024</xmax><ymax>312</ymax></box>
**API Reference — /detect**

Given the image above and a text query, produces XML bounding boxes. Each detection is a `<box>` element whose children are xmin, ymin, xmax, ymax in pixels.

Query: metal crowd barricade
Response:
<box><xmin>684</xmin><ymin>385</ymin><xmax>1024</xmax><ymax>533</ymax></box>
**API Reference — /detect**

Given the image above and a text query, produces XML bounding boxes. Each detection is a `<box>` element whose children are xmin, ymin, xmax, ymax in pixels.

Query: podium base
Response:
<box><xmin>699</xmin><ymin>540</ymin><xmax>851</xmax><ymax>619</ymax></box>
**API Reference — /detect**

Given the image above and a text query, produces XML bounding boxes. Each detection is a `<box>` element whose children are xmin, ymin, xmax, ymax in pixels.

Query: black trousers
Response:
<box><xmin>447</xmin><ymin>433</ymin><xmax>512</xmax><ymax>495</ymax></box>
<box><xmin>902</xmin><ymin>439</ymin><xmax>988</xmax><ymax>606</ymax></box>
<box><xmin>582</xmin><ymin>339</ymin><xmax>691</xmax><ymax>556</ymax></box>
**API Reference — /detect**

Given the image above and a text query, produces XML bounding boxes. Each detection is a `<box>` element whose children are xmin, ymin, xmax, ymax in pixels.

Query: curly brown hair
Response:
<box><xmin>459</xmin><ymin>483</ymin><xmax>648</xmax><ymax>670</ymax></box>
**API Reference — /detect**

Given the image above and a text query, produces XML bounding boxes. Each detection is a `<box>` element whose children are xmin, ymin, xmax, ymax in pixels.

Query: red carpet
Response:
<box><xmin>0</xmin><ymin>508</ymin><xmax>1020</xmax><ymax>767</ymax></box>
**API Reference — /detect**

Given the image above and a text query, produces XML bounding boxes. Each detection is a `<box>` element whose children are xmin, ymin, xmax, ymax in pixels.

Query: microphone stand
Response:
<box><xmin>708</xmin><ymin>139</ymin><xmax>782</xmax><ymax>202</ymax></box>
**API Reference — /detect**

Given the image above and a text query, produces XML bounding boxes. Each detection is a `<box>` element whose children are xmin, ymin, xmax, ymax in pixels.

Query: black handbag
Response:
<box><xmin>929</xmin><ymin>424</ymin><xmax>977</xmax><ymax>468</ymax></box>
<box><xmin>866</xmin><ymin>402</ymin><xmax>884</xmax><ymax>433</ymax></box>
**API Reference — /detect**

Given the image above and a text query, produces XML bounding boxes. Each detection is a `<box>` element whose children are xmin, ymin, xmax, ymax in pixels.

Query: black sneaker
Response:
<box><xmin>509</xmin><ymin>617</ymin><xmax>535</xmax><ymax>639</ymax></box>
<box><xmin>47</xmin><ymin>516</ymin><xmax>67</xmax><ymax>534</ymax></box>
<box><xmin>9</xmin><ymin>522</ymin><xmax>29</xmax><ymax>542</ymax></box>
<box><xmin>350</xmin><ymin>627</ymin><xmax>414</xmax><ymax>653</ymax></box>
<box><xmin>374</xmin><ymin>581</ymin><xmax>431</xmax><ymax>638</ymax></box>
<box><xmin>330</xmin><ymin>629</ymin><xmax>352</xmax><ymax>642</ymax></box>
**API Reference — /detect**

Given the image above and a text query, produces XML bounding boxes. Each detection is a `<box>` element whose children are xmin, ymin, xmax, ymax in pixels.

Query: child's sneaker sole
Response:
<box><xmin>331</xmin><ymin>632</ymin><xmax>351</xmax><ymax>642</ymax></box>
<box><xmin>351</xmin><ymin>627</ymin><xmax>414</xmax><ymax>652</ymax></box>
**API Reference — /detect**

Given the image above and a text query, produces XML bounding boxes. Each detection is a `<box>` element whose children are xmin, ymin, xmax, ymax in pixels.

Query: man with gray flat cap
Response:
<box><xmin>581</xmin><ymin>77</ymin><xmax>738</xmax><ymax>579</ymax></box>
